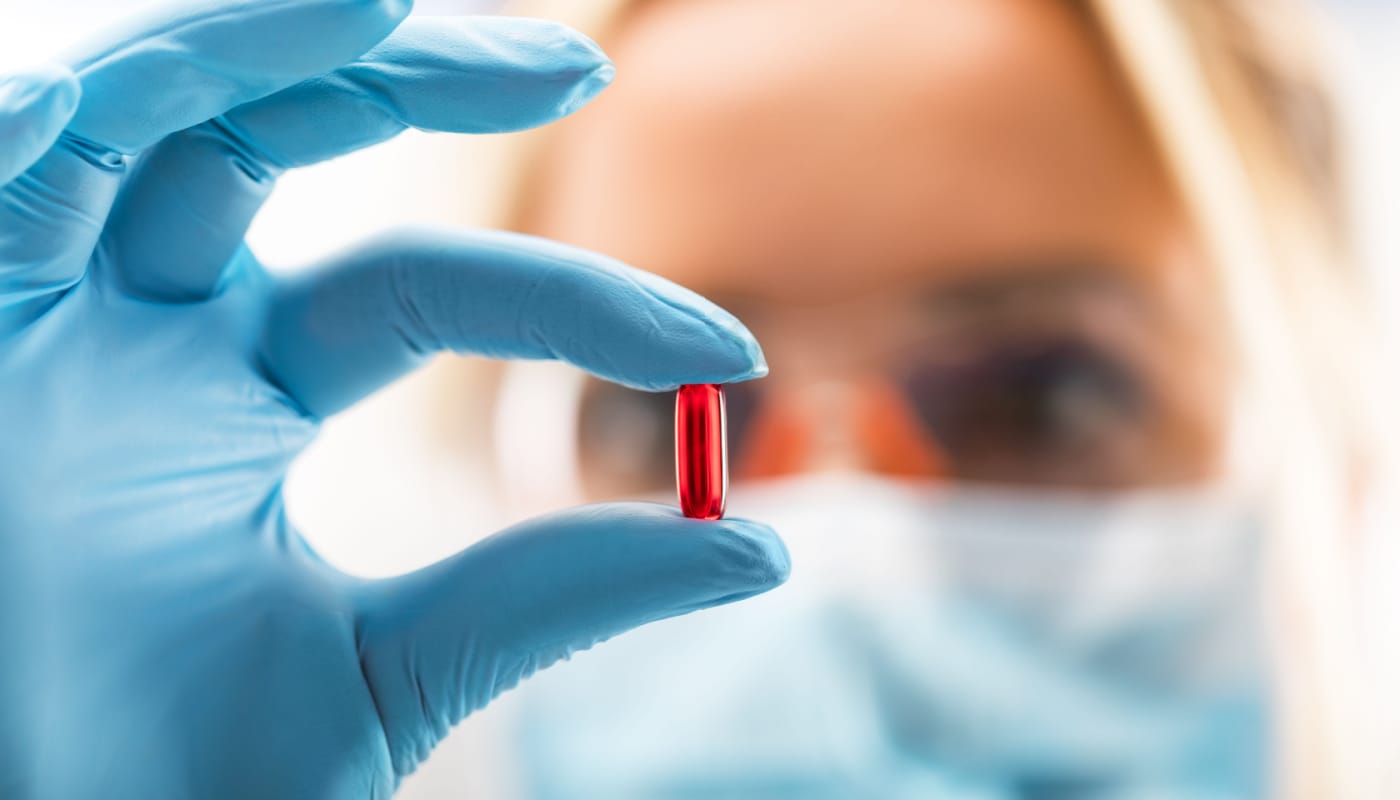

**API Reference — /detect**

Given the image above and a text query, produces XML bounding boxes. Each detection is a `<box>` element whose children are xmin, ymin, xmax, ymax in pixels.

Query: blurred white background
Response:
<box><xmin>0</xmin><ymin>1</ymin><xmax>1395</xmax><ymax>796</ymax></box>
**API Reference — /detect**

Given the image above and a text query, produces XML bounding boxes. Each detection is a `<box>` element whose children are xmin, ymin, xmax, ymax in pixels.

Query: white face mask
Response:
<box><xmin>513</xmin><ymin>473</ymin><xmax>1270</xmax><ymax>798</ymax></box>
<box><xmin>735</xmin><ymin>473</ymin><xmax>1264</xmax><ymax>687</ymax></box>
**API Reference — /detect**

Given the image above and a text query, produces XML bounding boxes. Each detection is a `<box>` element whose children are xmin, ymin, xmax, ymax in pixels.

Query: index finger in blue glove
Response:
<box><xmin>259</xmin><ymin>227</ymin><xmax>769</xmax><ymax>419</ymax></box>
<box><xmin>105</xmin><ymin>17</ymin><xmax>613</xmax><ymax>302</ymax></box>
<box><xmin>0</xmin><ymin>65</ymin><xmax>79</xmax><ymax>186</ymax></box>
<box><xmin>0</xmin><ymin>0</ymin><xmax>409</xmax><ymax>325</ymax></box>
<box><xmin>353</xmin><ymin>503</ymin><xmax>790</xmax><ymax>778</ymax></box>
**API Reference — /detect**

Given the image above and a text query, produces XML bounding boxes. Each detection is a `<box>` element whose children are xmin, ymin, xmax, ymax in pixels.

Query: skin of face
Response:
<box><xmin>518</xmin><ymin>0</ymin><xmax>1232</xmax><ymax>491</ymax></box>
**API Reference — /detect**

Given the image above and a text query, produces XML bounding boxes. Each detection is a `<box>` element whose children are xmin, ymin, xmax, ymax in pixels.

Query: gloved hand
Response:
<box><xmin>0</xmin><ymin>2</ymin><xmax>786</xmax><ymax>798</ymax></box>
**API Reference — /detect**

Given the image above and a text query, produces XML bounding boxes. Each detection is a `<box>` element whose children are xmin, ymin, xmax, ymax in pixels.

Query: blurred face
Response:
<box><xmin>518</xmin><ymin>0</ymin><xmax>1231</xmax><ymax>497</ymax></box>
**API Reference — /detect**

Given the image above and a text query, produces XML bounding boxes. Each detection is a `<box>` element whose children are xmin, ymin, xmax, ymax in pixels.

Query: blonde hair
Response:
<box><xmin>477</xmin><ymin>1</ymin><xmax>1392</xmax><ymax>795</ymax></box>
<box><xmin>1091</xmin><ymin>2</ymin><xmax>1389</xmax><ymax>796</ymax></box>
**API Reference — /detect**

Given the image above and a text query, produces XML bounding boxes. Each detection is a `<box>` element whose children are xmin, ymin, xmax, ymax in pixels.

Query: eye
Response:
<box><xmin>901</xmin><ymin>338</ymin><xmax>1152</xmax><ymax>487</ymax></box>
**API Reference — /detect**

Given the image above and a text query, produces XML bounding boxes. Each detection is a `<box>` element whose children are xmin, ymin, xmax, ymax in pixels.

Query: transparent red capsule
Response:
<box><xmin>676</xmin><ymin>383</ymin><xmax>728</xmax><ymax>520</ymax></box>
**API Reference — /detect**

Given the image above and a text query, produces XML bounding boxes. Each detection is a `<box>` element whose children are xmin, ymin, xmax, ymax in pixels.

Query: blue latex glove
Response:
<box><xmin>0</xmin><ymin>3</ymin><xmax>787</xmax><ymax>798</ymax></box>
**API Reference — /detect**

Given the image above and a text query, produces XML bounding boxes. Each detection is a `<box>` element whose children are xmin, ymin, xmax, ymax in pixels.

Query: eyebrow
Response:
<box><xmin>921</xmin><ymin>264</ymin><xmax>1148</xmax><ymax>316</ymax></box>
<box><xmin>699</xmin><ymin>263</ymin><xmax>1148</xmax><ymax>328</ymax></box>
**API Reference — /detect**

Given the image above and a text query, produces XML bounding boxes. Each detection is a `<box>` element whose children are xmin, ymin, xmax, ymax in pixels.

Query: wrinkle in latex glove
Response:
<box><xmin>0</xmin><ymin>65</ymin><xmax>80</xmax><ymax>185</ymax></box>
<box><xmin>0</xmin><ymin>3</ymin><xmax>785</xmax><ymax>798</ymax></box>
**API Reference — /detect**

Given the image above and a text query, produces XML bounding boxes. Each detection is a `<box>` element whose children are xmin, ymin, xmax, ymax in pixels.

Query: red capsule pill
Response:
<box><xmin>676</xmin><ymin>383</ymin><xmax>728</xmax><ymax>520</ymax></box>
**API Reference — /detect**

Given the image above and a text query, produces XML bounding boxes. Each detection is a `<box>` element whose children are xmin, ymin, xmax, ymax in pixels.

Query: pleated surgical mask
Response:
<box><xmin>513</xmin><ymin>472</ymin><xmax>1270</xmax><ymax>799</ymax></box>
<box><xmin>733</xmin><ymin>472</ymin><xmax>1264</xmax><ymax>685</ymax></box>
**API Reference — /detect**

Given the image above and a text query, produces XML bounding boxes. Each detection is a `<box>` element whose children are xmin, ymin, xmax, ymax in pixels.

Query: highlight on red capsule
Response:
<box><xmin>675</xmin><ymin>383</ymin><xmax>728</xmax><ymax>520</ymax></box>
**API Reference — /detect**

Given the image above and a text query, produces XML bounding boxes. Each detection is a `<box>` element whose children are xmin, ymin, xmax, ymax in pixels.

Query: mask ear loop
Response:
<box><xmin>492</xmin><ymin>360</ymin><xmax>588</xmax><ymax>519</ymax></box>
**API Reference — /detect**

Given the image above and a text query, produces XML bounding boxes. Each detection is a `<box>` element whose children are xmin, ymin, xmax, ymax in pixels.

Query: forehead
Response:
<box><xmin>528</xmin><ymin>0</ymin><xmax>1182</xmax><ymax>302</ymax></box>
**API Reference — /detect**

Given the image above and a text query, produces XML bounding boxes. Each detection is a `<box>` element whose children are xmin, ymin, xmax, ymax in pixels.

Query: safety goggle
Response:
<box><xmin>492</xmin><ymin>280</ymin><xmax>1224</xmax><ymax>509</ymax></box>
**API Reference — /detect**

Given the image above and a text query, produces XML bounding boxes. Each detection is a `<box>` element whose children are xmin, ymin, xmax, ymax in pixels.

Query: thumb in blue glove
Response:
<box><xmin>0</xmin><ymin>2</ymin><xmax>787</xmax><ymax>798</ymax></box>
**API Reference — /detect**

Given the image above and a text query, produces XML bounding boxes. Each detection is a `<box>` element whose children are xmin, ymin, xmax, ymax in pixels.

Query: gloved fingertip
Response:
<box><xmin>544</xmin><ymin>19</ymin><xmax>611</xmax><ymax>70</ymax></box>
<box><xmin>701</xmin><ymin>307</ymin><xmax>769</xmax><ymax>383</ymax></box>
<box><xmin>731</xmin><ymin>325</ymin><xmax>770</xmax><ymax>382</ymax></box>
<box><xmin>557</xmin><ymin>61</ymin><xmax>615</xmax><ymax>117</ymax></box>
<box><xmin>711</xmin><ymin>517</ymin><xmax>792</xmax><ymax>590</ymax></box>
